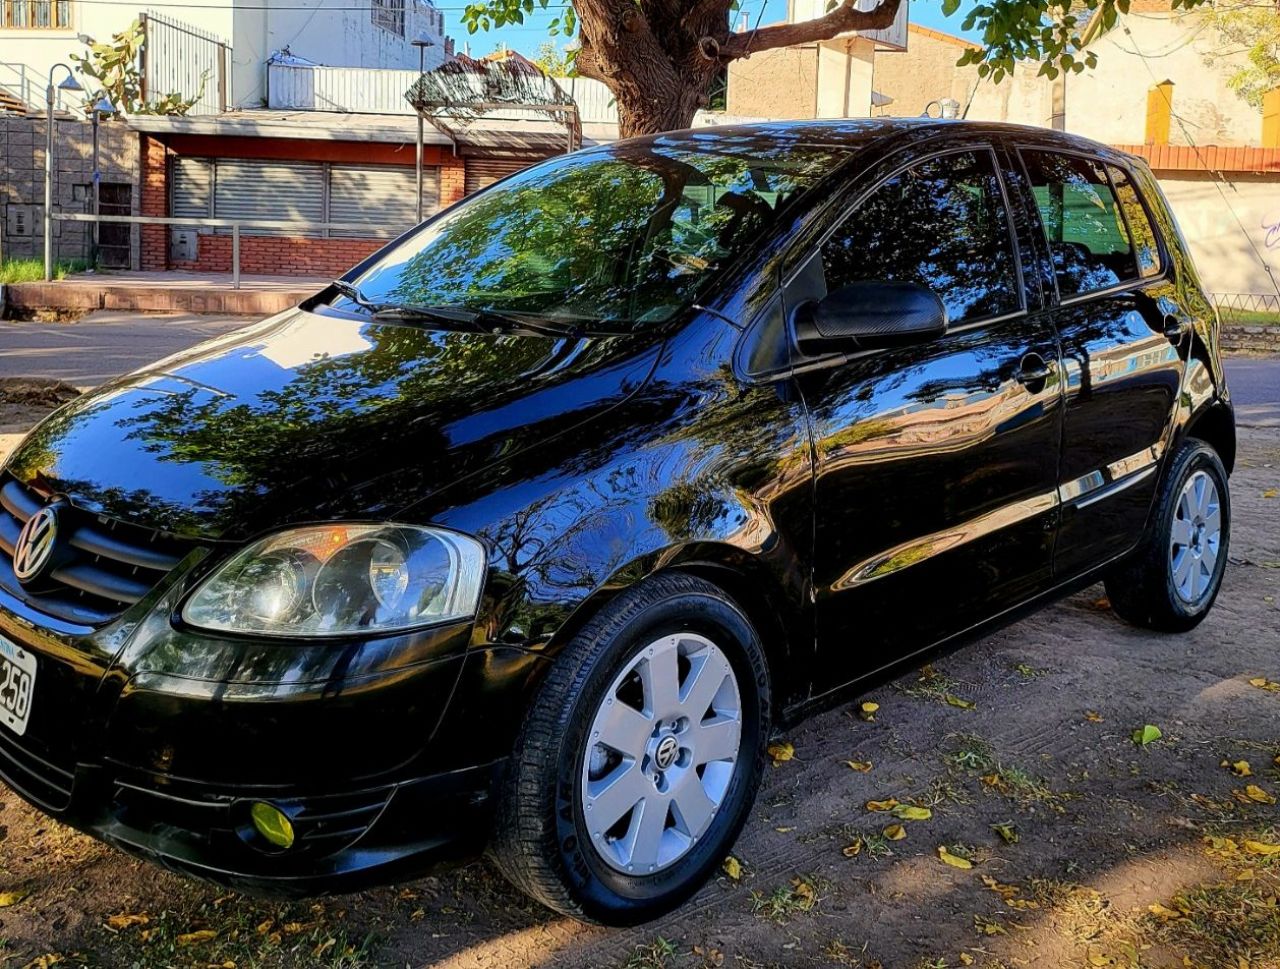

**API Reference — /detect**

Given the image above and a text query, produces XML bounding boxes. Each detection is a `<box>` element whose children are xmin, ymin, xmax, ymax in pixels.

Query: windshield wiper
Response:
<box><xmin>372</xmin><ymin>303</ymin><xmax>584</xmax><ymax>338</ymax></box>
<box><xmin>329</xmin><ymin>279</ymin><xmax>381</xmax><ymax>314</ymax></box>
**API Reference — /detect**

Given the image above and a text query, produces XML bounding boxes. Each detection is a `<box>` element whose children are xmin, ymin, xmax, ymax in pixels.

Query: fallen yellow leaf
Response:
<box><xmin>1085</xmin><ymin>710</ymin><xmax>1104</xmax><ymax>723</ymax></box>
<box><xmin>105</xmin><ymin>912</ymin><xmax>150</xmax><ymax>931</ymax></box>
<box><xmin>844</xmin><ymin>760</ymin><xmax>873</xmax><ymax>772</ymax></box>
<box><xmin>767</xmin><ymin>742</ymin><xmax>794</xmax><ymax>766</ymax></box>
<box><xmin>842</xmin><ymin>839</ymin><xmax>863</xmax><ymax>858</ymax></box>
<box><xmin>1263</xmin><ymin>488</ymin><xmax>1278</xmax><ymax>499</ymax></box>
<box><xmin>1223</xmin><ymin>759</ymin><xmax>1253</xmax><ymax>777</ymax></box>
<box><xmin>176</xmin><ymin>929</ymin><xmax>217</xmax><ymax>946</ymax></box>
<box><xmin>1149</xmin><ymin>902</ymin><xmax>1182</xmax><ymax>920</ymax></box>
<box><xmin>981</xmin><ymin>875</ymin><xmax>1020</xmax><ymax>898</ymax></box>
<box><xmin>865</xmin><ymin>798</ymin><xmax>899</xmax><ymax>812</ymax></box>
<box><xmin>1244</xmin><ymin>840</ymin><xmax>1280</xmax><ymax>856</ymax></box>
<box><xmin>1244</xmin><ymin>784</ymin><xmax>1276</xmax><ymax>804</ymax></box>
<box><xmin>959</xmin><ymin>955</ymin><xmax>975</xmax><ymax>967</ymax></box>
<box><xmin>937</xmin><ymin>846</ymin><xmax>973</xmax><ymax>869</ymax></box>
<box><xmin>722</xmin><ymin>855</ymin><xmax>743</xmax><ymax>880</ymax></box>
<box><xmin>1249</xmin><ymin>677</ymin><xmax>1280</xmax><ymax>693</ymax></box>
<box><xmin>774</xmin><ymin>826</ymin><xmax>794</xmax><ymax>833</ymax></box>
<box><xmin>891</xmin><ymin>804</ymin><xmax>932</xmax><ymax>821</ymax></box>
<box><xmin>883</xmin><ymin>823</ymin><xmax>906</xmax><ymax>841</ymax></box>
<box><xmin>945</xmin><ymin>694</ymin><xmax>976</xmax><ymax>710</ymax></box>
<box><xmin>858</xmin><ymin>701</ymin><xmax>879</xmax><ymax>722</ymax></box>
<box><xmin>0</xmin><ymin>888</ymin><xmax>30</xmax><ymax>908</ymax></box>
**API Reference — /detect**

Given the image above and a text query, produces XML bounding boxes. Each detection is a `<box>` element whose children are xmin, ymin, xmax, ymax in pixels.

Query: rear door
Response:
<box><xmin>1014</xmin><ymin>148</ymin><xmax>1188</xmax><ymax>577</ymax></box>
<box><xmin>792</xmin><ymin>144</ymin><xmax>1064</xmax><ymax>690</ymax></box>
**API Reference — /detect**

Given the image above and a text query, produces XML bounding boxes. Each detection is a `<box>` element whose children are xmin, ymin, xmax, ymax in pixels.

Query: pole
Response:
<box><xmin>91</xmin><ymin>110</ymin><xmax>101</xmax><ymax>268</ymax></box>
<box><xmin>415</xmin><ymin>43</ymin><xmax>425</xmax><ymax>222</ymax></box>
<box><xmin>232</xmin><ymin>223</ymin><xmax>241</xmax><ymax>290</ymax></box>
<box><xmin>43</xmin><ymin>84</ymin><xmax>55</xmax><ymax>281</ymax></box>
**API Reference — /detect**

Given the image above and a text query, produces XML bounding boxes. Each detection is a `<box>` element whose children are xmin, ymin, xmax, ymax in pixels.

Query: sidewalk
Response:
<box><xmin>4</xmin><ymin>270</ymin><xmax>327</xmax><ymax>316</ymax></box>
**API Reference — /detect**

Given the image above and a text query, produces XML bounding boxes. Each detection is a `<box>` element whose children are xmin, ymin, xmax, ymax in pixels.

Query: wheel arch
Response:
<box><xmin>1185</xmin><ymin>400</ymin><xmax>1236</xmax><ymax>475</ymax></box>
<box><xmin>539</xmin><ymin>542</ymin><xmax>809</xmax><ymax>711</ymax></box>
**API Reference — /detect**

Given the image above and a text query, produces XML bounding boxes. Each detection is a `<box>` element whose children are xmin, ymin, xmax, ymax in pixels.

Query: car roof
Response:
<box><xmin>607</xmin><ymin>118</ymin><xmax>1132</xmax><ymax>166</ymax></box>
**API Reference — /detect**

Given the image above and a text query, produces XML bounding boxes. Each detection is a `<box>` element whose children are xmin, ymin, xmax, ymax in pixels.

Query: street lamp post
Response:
<box><xmin>89</xmin><ymin>93</ymin><xmax>116</xmax><ymax>269</ymax></box>
<box><xmin>43</xmin><ymin>63</ymin><xmax>84</xmax><ymax>282</ymax></box>
<box><xmin>411</xmin><ymin>33</ymin><xmax>436</xmax><ymax>223</ymax></box>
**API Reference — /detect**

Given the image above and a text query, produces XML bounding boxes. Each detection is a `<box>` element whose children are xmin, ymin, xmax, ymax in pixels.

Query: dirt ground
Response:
<box><xmin>0</xmin><ymin>407</ymin><xmax>1277</xmax><ymax>969</ymax></box>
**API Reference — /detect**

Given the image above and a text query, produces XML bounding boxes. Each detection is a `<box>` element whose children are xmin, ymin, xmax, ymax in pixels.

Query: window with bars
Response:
<box><xmin>370</xmin><ymin>0</ymin><xmax>405</xmax><ymax>36</ymax></box>
<box><xmin>2</xmin><ymin>0</ymin><xmax>72</xmax><ymax>28</ymax></box>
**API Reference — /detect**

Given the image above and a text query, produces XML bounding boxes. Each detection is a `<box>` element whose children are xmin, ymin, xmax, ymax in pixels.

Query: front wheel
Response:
<box><xmin>1105</xmin><ymin>438</ymin><xmax>1230</xmax><ymax>632</ymax></box>
<box><xmin>490</xmin><ymin>572</ymin><xmax>770</xmax><ymax>925</ymax></box>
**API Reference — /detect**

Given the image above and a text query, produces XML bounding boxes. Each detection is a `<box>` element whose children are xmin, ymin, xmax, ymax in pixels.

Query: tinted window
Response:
<box><xmin>820</xmin><ymin>149</ymin><xmax>1021</xmax><ymax>326</ymax></box>
<box><xmin>348</xmin><ymin>140</ymin><xmax>846</xmax><ymax>332</ymax></box>
<box><xmin>1020</xmin><ymin>150</ymin><xmax>1139</xmax><ymax>297</ymax></box>
<box><xmin>1107</xmin><ymin>164</ymin><xmax>1163</xmax><ymax>278</ymax></box>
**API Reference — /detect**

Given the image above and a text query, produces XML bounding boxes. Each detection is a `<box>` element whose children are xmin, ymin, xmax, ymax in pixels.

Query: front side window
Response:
<box><xmin>820</xmin><ymin>149</ymin><xmax>1022</xmax><ymax>327</ymax></box>
<box><xmin>350</xmin><ymin>139</ymin><xmax>846</xmax><ymax>332</ymax></box>
<box><xmin>3</xmin><ymin>0</ymin><xmax>71</xmax><ymax>27</ymax></box>
<box><xmin>1020</xmin><ymin>150</ymin><xmax>1140</xmax><ymax>297</ymax></box>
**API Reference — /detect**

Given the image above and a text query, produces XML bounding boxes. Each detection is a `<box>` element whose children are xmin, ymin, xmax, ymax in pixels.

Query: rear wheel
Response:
<box><xmin>491</xmin><ymin>573</ymin><xmax>770</xmax><ymax>925</ymax></box>
<box><xmin>1105</xmin><ymin>439</ymin><xmax>1230</xmax><ymax>632</ymax></box>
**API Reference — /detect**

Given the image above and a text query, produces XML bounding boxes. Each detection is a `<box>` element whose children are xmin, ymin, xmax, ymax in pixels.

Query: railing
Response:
<box><xmin>0</xmin><ymin>61</ymin><xmax>76</xmax><ymax>114</ymax></box>
<box><xmin>141</xmin><ymin>10</ymin><xmax>230</xmax><ymax>115</ymax></box>
<box><xmin>51</xmin><ymin>213</ymin><xmax>400</xmax><ymax>288</ymax></box>
<box><xmin>267</xmin><ymin>62</ymin><xmax>622</xmax><ymax>124</ymax></box>
<box><xmin>1212</xmin><ymin>292</ymin><xmax>1280</xmax><ymax>322</ymax></box>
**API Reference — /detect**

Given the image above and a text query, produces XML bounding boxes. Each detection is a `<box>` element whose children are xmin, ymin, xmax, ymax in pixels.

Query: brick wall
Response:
<box><xmin>139</xmin><ymin>134</ymin><xmax>475</xmax><ymax>278</ymax></box>
<box><xmin>169</xmin><ymin>233</ymin><xmax>383</xmax><ymax>278</ymax></box>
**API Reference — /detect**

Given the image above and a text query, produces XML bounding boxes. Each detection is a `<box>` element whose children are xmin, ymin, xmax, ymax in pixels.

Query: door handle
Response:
<box><xmin>1016</xmin><ymin>353</ymin><xmax>1055</xmax><ymax>386</ymax></box>
<box><xmin>1162</xmin><ymin>312</ymin><xmax>1192</xmax><ymax>342</ymax></box>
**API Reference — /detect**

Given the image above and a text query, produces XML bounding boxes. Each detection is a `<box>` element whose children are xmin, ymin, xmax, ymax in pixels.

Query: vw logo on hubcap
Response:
<box><xmin>654</xmin><ymin>734</ymin><xmax>679</xmax><ymax>770</ymax></box>
<box><xmin>13</xmin><ymin>504</ymin><xmax>61</xmax><ymax>583</ymax></box>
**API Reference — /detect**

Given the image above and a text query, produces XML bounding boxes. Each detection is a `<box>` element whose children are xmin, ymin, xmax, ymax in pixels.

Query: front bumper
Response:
<box><xmin>0</xmin><ymin>579</ymin><xmax>542</xmax><ymax>896</ymax></box>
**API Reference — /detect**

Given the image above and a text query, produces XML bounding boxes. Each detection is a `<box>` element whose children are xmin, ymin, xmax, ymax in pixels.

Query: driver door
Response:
<box><xmin>789</xmin><ymin>146</ymin><xmax>1065</xmax><ymax>693</ymax></box>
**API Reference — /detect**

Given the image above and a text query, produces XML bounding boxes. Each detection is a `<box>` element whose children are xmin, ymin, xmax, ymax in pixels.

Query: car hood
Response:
<box><xmin>4</xmin><ymin>308</ymin><xmax>661</xmax><ymax>541</ymax></box>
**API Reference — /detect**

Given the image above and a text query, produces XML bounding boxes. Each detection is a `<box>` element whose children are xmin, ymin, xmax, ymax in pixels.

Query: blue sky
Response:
<box><xmin>445</xmin><ymin>0</ymin><xmax>982</xmax><ymax>59</ymax></box>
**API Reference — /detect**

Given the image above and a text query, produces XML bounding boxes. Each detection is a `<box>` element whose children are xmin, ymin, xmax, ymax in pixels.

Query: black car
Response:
<box><xmin>0</xmin><ymin>120</ymin><xmax>1232</xmax><ymax>925</ymax></box>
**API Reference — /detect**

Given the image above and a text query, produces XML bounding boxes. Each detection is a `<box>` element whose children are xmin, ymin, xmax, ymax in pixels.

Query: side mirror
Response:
<box><xmin>794</xmin><ymin>280</ymin><xmax>948</xmax><ymax>352</ymax></box>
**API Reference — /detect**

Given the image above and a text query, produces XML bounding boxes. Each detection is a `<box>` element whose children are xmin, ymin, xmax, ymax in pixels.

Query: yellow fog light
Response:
<box><xmin>249</xmin><ymin>801</ymin><xmax>294</xmax><ymax>849</ymax></box>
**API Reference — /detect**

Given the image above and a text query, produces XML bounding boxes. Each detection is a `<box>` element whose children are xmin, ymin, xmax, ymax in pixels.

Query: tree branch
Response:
<box><xmin>720</xmin><ymin>0</ymin><xmax>903</xmax><ymax>59</ymax></box>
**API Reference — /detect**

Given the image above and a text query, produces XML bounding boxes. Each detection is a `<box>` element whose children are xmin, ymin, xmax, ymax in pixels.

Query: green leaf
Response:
<box><xmin>1132</xmin><ymin>724</ymin><xmax>1162</xmax><ymax>747</ymax></box>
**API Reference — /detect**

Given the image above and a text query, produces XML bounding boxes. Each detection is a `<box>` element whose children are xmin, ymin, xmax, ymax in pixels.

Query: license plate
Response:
<box><xmin>0</xmin><ymin>635</ymin><xmax>36</xmax><ymax>738</ymax></box>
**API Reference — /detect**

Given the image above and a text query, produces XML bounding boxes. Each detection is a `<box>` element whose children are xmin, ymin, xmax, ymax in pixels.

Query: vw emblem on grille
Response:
<box><xmin>13</xmin><ymin>504</ymin><xmax>60</xmax><ymax>583</ymax></box>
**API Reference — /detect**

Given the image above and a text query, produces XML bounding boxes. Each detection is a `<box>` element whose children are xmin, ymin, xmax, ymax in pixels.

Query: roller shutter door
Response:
<box><xmin>213</xmin><ymin>159</ymin><xmax>325</xmax><ymax>235</ymax></box>
<box><xmin>329</xmin><ymin>164</ymin><xmax>438</xmax><ymax>237</ymax></box>
<box><xmin>170</xmin><ymin>157</ymin><xmax>212</xmax><ymax>218</ymax></box>
<box><xmin>464</xmin><ymin>157</ymin><xmax>533</xmax><ymax>195</ymax></box>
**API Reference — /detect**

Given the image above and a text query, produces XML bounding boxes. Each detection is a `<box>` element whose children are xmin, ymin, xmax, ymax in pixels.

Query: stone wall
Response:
<box><xmin>1221</xmin><ymin>324</ymin><xmax>1280</xmax><ymax>354</ymax></box>
<box><xmin>0</xmin><ymin>117</ymin><xmax>140</xmax><ymax>269</ymax></box>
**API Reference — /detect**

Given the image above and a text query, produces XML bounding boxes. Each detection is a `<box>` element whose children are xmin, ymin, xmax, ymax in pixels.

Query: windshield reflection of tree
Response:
<box><xmin>371</xmin><ymin>145</ymin><xmax>833</xmax><ymax>326</ymax></box>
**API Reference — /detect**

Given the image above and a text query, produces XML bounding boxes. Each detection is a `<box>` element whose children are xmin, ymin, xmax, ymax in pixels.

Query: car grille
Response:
<box><xmin>0</xmin><ymin>727</ymin><xmax>75</xmax><ymax>811</ymax></box>
<box><xmin>0</xmin><ymin>474</ymin><xmax>193</xmax><ymax>627</ymax></box>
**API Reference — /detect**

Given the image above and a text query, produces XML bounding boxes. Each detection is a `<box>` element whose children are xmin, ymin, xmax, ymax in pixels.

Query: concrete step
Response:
<box><xmin>4</xmin><ymin>273</ymin><xmax>324</xmax><ymax>316</ymax></box>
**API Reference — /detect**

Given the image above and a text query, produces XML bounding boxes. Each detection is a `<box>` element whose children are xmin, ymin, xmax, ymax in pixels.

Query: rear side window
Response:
<box><xmin>820</xmin><ymin>149</ymin><xmax>1021</xmax><ymax>326</ymax></box>
<box><xmin>1107</xmin><ymin>164</ymin><xmax>1163</xmax><ymax>278</ymax></box>
<box><xmin>1020</xmin><ymin>150</ymin><xmax>1139</xmax><ymax>297</ymax></box>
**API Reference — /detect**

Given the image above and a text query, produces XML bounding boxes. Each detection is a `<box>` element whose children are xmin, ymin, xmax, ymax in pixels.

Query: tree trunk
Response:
<box><xmin>614</xmin><ymin>73</ymin><xmax>711</xmax><ymax>137</ymax></box>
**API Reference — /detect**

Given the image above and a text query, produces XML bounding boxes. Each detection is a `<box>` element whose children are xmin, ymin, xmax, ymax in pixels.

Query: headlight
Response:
<box><xmin>182</xmin><ymin>524</ymin><xmax>485</xmax><ymax>637</ymax></box>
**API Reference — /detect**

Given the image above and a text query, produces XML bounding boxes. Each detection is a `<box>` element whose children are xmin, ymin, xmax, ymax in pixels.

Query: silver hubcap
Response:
<box><xmin>581</xmin><ymin>633</ymin><xmax>742</xmax><ymax>875</ymax></box>
<box><xmin>1170</xmin><ymin>470</ymin><xmax>1222</xmax><ymax>605</ymax></box>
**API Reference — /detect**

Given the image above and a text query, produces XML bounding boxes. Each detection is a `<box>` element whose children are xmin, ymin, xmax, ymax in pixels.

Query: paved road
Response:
<box><xmin>0</xmin><ymin>310</ymin><xmax>255</xmax><ymax>389</ymax></box>
<box><xmin>1226</xmin><ymin>355</ymin><xmax>1280</xmax><ymax>425</ymax></box>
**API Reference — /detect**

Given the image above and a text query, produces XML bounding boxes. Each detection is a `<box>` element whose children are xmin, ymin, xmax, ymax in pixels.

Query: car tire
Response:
<box><xmin>490</xmin><ymin>572</ymin><xmax>771</xmax><ymax>925</ymax></box>
<box><xmin>1104</xmin><ymin>438</ymin><xmax>1230</xmax><ymax>632</ymax></box>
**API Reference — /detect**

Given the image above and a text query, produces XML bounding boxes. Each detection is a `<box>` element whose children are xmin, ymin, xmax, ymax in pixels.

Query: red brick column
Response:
<box><xmin>440</xmin><ymin>154</ymin><xmax>466</xmax><ymax>206</ymax></box>
<box><xmin>139</xmin><ymin>134</ymin><xmax>168</xmax><ymax>271</ymax></box>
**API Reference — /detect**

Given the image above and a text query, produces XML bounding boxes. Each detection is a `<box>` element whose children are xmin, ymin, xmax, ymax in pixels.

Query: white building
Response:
<box><xmin>0</xmin><ymin>0</ymin><xmax>449</xmax><ymax>114</ymax></box>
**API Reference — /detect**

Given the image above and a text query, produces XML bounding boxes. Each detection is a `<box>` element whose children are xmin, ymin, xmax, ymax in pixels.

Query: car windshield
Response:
<box><xmin>347</xmin><ymin>136</ymin><xmax>846</xmax><ymax>332</ymax></box>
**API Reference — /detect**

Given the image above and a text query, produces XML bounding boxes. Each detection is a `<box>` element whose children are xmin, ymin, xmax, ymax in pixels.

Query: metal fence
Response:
<box><xmin>1212</xmin><ymin>292</ymin><xmax>1280</xmax><ymax>315</ymax></box>
<box><xmin>51</xmin><ymin>213</ymin><xmax>401</xmax><ymax>288</ymax></box>
<box><xmin>141</xmin><ymin>10</ymin><xmax>230</xmax><ymax>115</ymax></box>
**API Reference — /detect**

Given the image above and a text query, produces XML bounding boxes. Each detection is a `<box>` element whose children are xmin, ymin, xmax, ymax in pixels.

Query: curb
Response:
<box><xmin>0</xmin><ymin>377</ymin><xmax>83</xmax><ymax>407</ymax></box>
